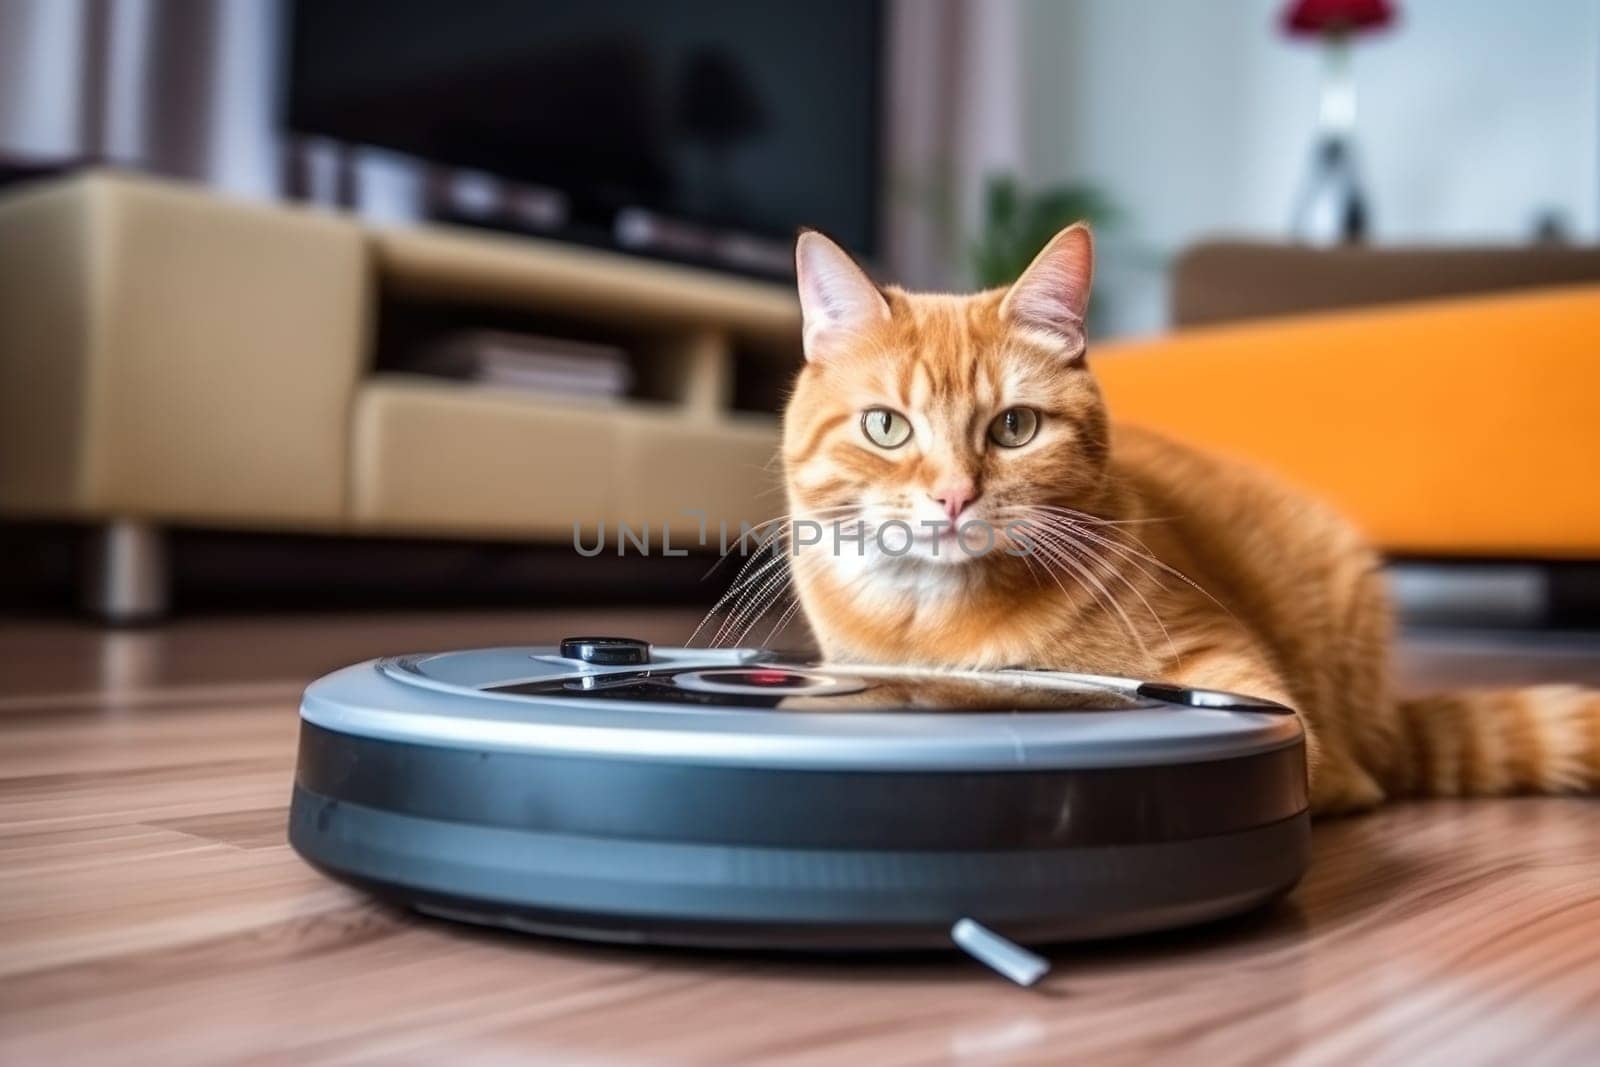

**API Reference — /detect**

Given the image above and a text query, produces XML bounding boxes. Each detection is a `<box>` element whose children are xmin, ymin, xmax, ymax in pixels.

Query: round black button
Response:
<box><xmin>559</xmin><ymin>636</ymin><xmax>651</xmax><ymax>666</ymax></box>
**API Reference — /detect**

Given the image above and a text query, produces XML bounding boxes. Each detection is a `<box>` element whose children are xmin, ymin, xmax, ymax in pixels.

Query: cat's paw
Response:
<box><xmin>1309</xmin><ymin>763</ymin><xmax>1386</xmax><ymax>816</ymax></box>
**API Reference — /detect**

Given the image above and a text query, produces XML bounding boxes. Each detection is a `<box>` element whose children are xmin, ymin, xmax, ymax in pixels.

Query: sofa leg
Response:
<box><xmin>83</xmin><ymin>521</ymin><xmax>169</xmax><ymax>624</ymax></box>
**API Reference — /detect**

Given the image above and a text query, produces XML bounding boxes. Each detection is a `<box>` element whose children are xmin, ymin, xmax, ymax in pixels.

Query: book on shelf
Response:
<box><xmin>409</xmin><ymin>330</ymin><xmax>632</xmax><ymax>399</ymax></box>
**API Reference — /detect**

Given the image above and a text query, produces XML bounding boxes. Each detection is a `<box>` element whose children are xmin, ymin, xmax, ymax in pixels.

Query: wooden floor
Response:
<box><xmin>2</xmin><ymin>611</ymin><xmax>1598</xmax><ymax>1066</ymax></box>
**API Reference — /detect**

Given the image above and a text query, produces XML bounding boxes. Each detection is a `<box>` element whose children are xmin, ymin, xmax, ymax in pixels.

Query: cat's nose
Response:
<box><xmin>930</xmin><ymin>485</ymin><xmax>977</xmax><ymax>522</ymax></box>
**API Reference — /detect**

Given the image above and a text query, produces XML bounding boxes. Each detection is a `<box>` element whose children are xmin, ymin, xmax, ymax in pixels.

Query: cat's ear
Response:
<box><xmin>795</xmin><ymin>229</ymin><xmax>890</xmax><ymax>361</ymax></box>
<box><xmin>1000</xmin><ymin>222</ymin><xmax>1093</xmax><ymax>356</ymax></box>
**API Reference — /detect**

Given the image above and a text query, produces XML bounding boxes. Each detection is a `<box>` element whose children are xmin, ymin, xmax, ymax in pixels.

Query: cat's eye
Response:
<box><xmin>989</xmin><ymin>407</ymin><xmax>1039</xmax><ymax>448</ymax></box>
<box><xmin>860</xmin><ymin>408</ymin><xmax>912</xmax><ymax>449</ymax></box>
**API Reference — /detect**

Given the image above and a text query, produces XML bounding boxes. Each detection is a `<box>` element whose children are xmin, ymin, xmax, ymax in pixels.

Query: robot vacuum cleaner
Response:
<box><xmin>289</xmin><ymin>638</ymin><xmax>1309</xmax><ymax>985</ymax></box>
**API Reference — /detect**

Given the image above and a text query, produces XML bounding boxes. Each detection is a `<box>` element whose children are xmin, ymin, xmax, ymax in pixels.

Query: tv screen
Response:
<box><xmin>286</xmin><ymin>0</ymin><xmax>882</xmax><ymax>261</ymax></box>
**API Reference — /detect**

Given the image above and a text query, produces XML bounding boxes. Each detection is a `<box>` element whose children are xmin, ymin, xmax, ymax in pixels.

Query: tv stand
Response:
<box><xmin>0</xmin><ymin>170</ymin><xmax>803</xmax><ymax>616</ymax></box>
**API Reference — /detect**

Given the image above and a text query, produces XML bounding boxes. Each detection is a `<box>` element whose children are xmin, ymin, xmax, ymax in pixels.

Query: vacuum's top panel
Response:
<box><xmin>298</xmin><ymin>643</ymin><xmax>1303</xmax><ymax>771</ymax></box>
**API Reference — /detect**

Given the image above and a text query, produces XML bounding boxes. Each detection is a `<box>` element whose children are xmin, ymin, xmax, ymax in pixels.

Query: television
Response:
<box><xmin>285</xmin><ymin>0</ymin><xmax>883</xmax><ymax>275</ymax></box>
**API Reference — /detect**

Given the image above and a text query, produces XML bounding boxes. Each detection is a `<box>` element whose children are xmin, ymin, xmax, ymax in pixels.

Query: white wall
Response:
<box><xmin>1022</xmin><ymin>0</ymin><xmax>1600</xmax><ymax>336</ymax></box>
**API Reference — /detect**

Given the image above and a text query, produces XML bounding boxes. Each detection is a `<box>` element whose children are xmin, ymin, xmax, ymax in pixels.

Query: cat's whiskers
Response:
<box><xmin>710</xmin><ymin>550</ymin><xmax>794</xmax><ymax>638</ymax></box>
<box><xmin>691</xmin><ymin>543</ymin><xmax>788</xmax><ymax>647</ymax></box>
<box><xmin>1002</xmin><ymin>507</ymin><xmax>1165</xmax><ymax>589</ymax></box>
<box><xmin>760</xmin><ymin>594</ymin><xmax>809</xmax><ymax>647</ymax></box>
<box><xmin>718</xmin><ymin>553</ymin><xmax>801</xmax><ymax>648</ymax></box>
<box><xmin>708</xmin><ymin>505</ymin><xmax>857</xmax><ymax>549</ymax></box>
<box><xmin>699</xmin><ymin>513</ymin><xmax>787</xmax><ymax>584</ymax></box>
<box><xmin>1032</xmin><ymin>508</ymin><xmax>1234</xmax><ymax>620</ymax></box>
<box><xmin>1013</xmin><ymin>539</ymin><xmax>1047</xmax><ymax>590</ymax></box>
<box><xmin>1011</xmin><ymin>529</ymin><xmax>1080</xmax><ymax>611</ymax></box>
<box><xmin>701</xmin><ymin>498</ymin><xmax>1187</xmax><ymax>652</ymax></box>
<box><xmin>1003</xmin><ymin>504</ymin><xmax>1229</xmax><ymax>617</ymax></box>
<box><xmin>1018</xmin><ymin>522</ymin><xmax>1152</xmax><ymax>657</ymax></box>
<box><xmin>720</xmin><ymin>525</ymin><xmax>860</xmax><ymax>648</ymax></box>
<box><xmin>1020</xmin><ymin>502</ymin><xmax>1175</xmax><ymax>528</ymax></box>
<box><xmin>696</xmin><ymin>503</ymin><xmax>860</xmax><ymax>590</ymax></box>
<box><xmin>692</xmin><ymin>515</ymin><xmax>811</xmax><ymax>646</ymax></box>
<box><xmin>696</xmin><ymin>508</ymin><xmax>871</xmax><ymax>648</ymax></box>
<box><xmin>1019</xmin><ymin>504</ymin><xmax>1182</xmax><ymax>572</ymax></box>
<box><xmin>1008</xmin><ymin>510</ymin><xmax>1176</xmax><ymax>662</ymax></box>
<box><xmin>734</xmin><ymin>551</ymin><xmax>836</xmax><ymax>649</ymax></box>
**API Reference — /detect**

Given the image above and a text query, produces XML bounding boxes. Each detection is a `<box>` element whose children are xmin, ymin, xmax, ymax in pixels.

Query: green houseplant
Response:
<box><xmin>968</xmin><ymin>175</ymin><xmax>1121</xmax><ymax>288</ymax></box>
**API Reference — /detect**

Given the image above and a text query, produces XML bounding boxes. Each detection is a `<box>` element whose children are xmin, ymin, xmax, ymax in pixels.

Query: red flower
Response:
<box><xmin>1282</xmin><ymin>0</ymin><xmax>1396</xmax><ymax>37</ymax></box>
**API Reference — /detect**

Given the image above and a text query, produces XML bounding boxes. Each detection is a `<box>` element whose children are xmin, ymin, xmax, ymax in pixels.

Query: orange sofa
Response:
<box><xmin>1095</xmin><ymin>285</ymin><xmax>1600</xmax><ymax>559</ymax></box>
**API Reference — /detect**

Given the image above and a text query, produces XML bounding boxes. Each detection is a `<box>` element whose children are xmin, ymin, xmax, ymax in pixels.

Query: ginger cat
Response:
<box><xmin>777</xmin><ymin>224</ymin><xmax>1598</xmax><ymax>814</ymax></box>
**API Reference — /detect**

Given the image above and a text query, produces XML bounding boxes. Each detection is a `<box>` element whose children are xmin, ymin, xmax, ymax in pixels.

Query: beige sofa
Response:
<box><xmin>0</xmin><ymin>172</ymin><xmax>800</xmax><ymax>618</ymax></box>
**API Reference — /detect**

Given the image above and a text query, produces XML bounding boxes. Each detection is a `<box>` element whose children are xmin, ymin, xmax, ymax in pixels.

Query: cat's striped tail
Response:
<box><xmin>1389</xmin><ymin>686</ymin><xmax>1600</xmax><ymax>797</ymax></box>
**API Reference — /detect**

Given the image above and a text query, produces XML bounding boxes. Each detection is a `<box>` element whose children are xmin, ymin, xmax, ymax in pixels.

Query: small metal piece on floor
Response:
<box><xmin>951</xmin><ymin>918</ymin><xmax>1050</xmax><ymax>987</ymax></box>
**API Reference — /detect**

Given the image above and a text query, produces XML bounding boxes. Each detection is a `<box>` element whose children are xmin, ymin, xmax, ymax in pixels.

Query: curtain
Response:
<box><xmin>882</xmin><ymin>0</ymin><xmax>1027</xmax><ymax>289</ymax></box>
<box><xmin>0</xmin><ymin>0</ymin><xmax>281</xmax><ymax>198</ymax></box>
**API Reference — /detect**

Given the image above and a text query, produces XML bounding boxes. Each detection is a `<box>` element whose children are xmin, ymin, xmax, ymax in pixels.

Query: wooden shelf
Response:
<box><xmin>372</xmin><ymin>222</ymin><xmax>805</xmax><ymax>432</ymax></box>
<box><xmin>360</xmin><ymin>218</ymin><xmax>801</xmax><ymax>536</ymax></box>
<box><xmin>374</xmin><ymin>224</ymin><xmax>802</xmax><ymax>351</ymax></box>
